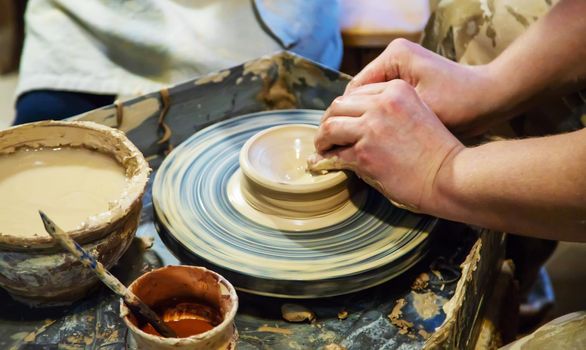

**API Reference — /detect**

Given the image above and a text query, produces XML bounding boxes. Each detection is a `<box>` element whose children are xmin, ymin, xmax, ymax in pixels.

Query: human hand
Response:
<box><xmin>310</xmin><ymin>79</ymin><xmax>464</xmax><ymax>212</ymax></box>
<box><xmin>344</xmin><ymin>39</ymin><xmax>506</xmax><ymax>137</ymax></box>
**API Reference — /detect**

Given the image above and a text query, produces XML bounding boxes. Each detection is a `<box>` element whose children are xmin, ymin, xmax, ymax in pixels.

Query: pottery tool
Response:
<box><xmin>38</xmin><ymin>210</ymin><xmax>177</xmax><ymax>338</ymax></box>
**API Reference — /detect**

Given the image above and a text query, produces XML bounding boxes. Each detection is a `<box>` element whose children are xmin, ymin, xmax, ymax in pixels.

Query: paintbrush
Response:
<box><xmin>38</xmin><ymin>210</ymin><xmax>177</xmax><ymax>338</ymax></box>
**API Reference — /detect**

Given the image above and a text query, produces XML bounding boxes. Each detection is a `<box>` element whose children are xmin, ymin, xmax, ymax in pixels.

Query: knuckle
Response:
<box><xmin>387</xmin><ymin>79</ymin><xmax>411</xmax><ymax>92</ymax></box>
<box><xmin>371</xmin><ymin>94</ymin><xmax>392</xmax><ymax>114</ymax></box>
<box><xmin>331</xmin><ymin>96</ymin><xmax>344</xmax><ymax>107</ymax></box>
<box><xmin>365</xmin><ymin>118</ymin><xmax>384</xmax><ymax>141</ymax></box>
<box><xmin>321</xmin><ymin>118</ymin><xmax>336</xmax><ymax>136</ymax></box>
<box><xmin>345</xmin><ymin>80</ymin><xmax>358</xmax><ymax>90</ymax></box>
<box><xmin>354</xmin><ymin>144</ymin><xmax>371</xmax><ymax>168</ymax></box>
<box><xmin>382</xmin><ymin>89</ymin><xmax>402</xmax><ymax>112</ymax></box>
<box><xmin>321</xmin><ymin>106</ymin><xmax>332</xmax><ymax>122</ymax></box>
<box><xmin>387</xmin><ymin>38</ymin><xmax>413</xmax><ymax>55</ymax></box>
<box><xmin>380</xmin><ymin>81</ymin><xmax>414</xmax><ymax>113</ymax></box>
<box><xmin>328</xmin><ymin>96</ymin><xmax>345</xmax><ymax>114</ymax></box>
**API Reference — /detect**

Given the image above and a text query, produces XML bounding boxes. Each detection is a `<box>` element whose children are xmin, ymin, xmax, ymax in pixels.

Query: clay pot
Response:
<box><xmin>239</xmin><ymin>124</ymin><xmax>347</xmax><ymax>193</ymax></box>
<box><xmin>0</xmin><ymin>121</ymin><xmax>149</xmax><ymax>306</ymax></box>
<box><xmin>121</xmin><ymin>265</ymin><xmax>238</xmax><ymax>350</ymax></box>
<box><xmin>232</xmin><ymin>124</ymin><xmax>365</xmax><ymax>231</ymax></box>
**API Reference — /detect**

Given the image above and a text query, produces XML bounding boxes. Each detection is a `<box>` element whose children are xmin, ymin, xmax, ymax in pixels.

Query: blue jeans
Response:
<box><xmin>14</xmin><ymin>90</ymin><xmax>115</xmax><ymax>125</ymax></box>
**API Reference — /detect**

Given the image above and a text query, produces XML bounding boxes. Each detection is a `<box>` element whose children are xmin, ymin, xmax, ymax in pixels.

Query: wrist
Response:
<box><xmin>484</xmin><ymin>55</ymin><xmax>541</xmax><ymax>116</ymax></box>
<box><xmin>422</xmin><ymin>144</ymin><xmax>468</xmax><ymax>220</ymax></box>
<box><xmin>471</xmin><ymin>62</ymin><xmax>516</xmax><ymax>118</ymax></box>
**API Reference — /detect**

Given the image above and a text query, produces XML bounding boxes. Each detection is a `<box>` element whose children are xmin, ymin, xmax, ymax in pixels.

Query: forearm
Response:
<box><xmin>429</xmin><ymin>128</ymin><xmax>586</xmax><ymax>241</ymax></box>
<box><xmin>488</xmin><ymin>0</ymin><xmax>586</xmax><ymax>113</ymax></box>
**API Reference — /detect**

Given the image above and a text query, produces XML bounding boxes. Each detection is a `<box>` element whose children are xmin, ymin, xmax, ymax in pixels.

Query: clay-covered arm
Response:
<box><xmin>428</xmin><ymin>128</ymin><xmax>586</xmax><ymax>241</ymax></box>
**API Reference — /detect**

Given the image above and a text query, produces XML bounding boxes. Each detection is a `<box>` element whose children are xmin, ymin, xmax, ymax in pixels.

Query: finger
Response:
<box><xmin>307</xmin><ymin>146</ymin><xmax>358</xmax><ymax>173</ymax></box>
<box><xmin>345</xmin><ymin>82</ymin><xmax>387</xmax><ymax>96</ymax></box>
<box><xmin>345</xmin><ymin>38</ymin><xmax>416</xmax><ymax>95</ymax></box>
<box><xmin>344</xmin><ymin>55</ymin><xmax>391</xmax><ymax>95</ymax></box>
<box><xmin>325</xmin><ymin>94</ymin><xmax>374</xmax><ymax>121</ymax></box>
<box><xmin>321</xmin><ymin>93</ymin><xmax>378</xmax><ymax>124</ymax></box>
<box><xmin>315</xmin><ymin>116</ymin><xmax>363</xmax><ymax>153</ymax></box>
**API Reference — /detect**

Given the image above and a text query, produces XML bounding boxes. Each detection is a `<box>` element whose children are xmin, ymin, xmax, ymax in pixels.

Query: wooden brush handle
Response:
<box><xmin>39</xmin><ymin>210</ymin><xmax>177</xmax><ymax>338</ymax></box>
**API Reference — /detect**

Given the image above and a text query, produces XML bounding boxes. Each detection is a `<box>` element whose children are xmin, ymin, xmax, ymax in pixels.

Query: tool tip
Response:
<box><xmin>38</xmin><ymin>210</ymin><xmax>55</xmax><ymax>235</ymax></box>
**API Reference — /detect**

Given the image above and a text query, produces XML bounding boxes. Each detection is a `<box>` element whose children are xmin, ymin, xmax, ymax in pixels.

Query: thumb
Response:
<box><xmin>344</xmin><ymin>57</ymin><xmax>390</xmax><ymax>95</ymax></box>
<box><xmin>344</xmin><ymin>38</ymin><xmax>416</xmax><ymax>95</ymax></box>
<box><xmin>344</xmin><ymin>39</ymin><xmax>409</xmax><ymax>95</ymax></box>
<box><xmin>307</xmin><ymin>147</ymin><xmax>358</xmax><ymax>173</ymax></box>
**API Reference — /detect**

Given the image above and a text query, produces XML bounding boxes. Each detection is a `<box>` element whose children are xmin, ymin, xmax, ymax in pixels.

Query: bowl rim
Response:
<box><xmin>0</xmin><ymin>120</ymin><xmax>150</xmax><ymax>250</ymax></box>
<box><xmin>120</xmin><ymin>265</ymin><xmax>239</xmax><ymax>344</ymax></box>
<box><xmin>239</xmin><ymin>124</ymin><xmax>347</xmax><ymax>194</ymax></box>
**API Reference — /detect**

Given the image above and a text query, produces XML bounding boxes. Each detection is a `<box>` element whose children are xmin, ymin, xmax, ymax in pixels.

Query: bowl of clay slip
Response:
<box><xmin>0</xmin><ymin>120</ymin><xmax>149</xmax><ymax>306</ymax></box>
<box><xmin>121</xmin><ymin>266</ymin><xmax>238</xmax><ymax>350</ymax></box>
<box><xmin>233</xmin><ymin>124</ymin><xmax>364</xmax><ymax>231</ymax></box>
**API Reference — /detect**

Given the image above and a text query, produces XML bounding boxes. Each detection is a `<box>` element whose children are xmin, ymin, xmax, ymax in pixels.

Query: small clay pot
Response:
<box><xmin>121</xmin><ymin>265</ymin><xmax>238</xmax><ymax>350</ymax></box>
<box><xmin>231</xmin><ymin>124</ymin><xmax>365</xmax><ymax>231</ymax></box>
<box><xmin>239</xmin><ymin>124</ymin><xmax>347</xmax><ymax>194</ymax></box>
<box><xmin>0</xmin><ymin>121</ymin><xmax>150</xmax><ymax>306</ymax></box>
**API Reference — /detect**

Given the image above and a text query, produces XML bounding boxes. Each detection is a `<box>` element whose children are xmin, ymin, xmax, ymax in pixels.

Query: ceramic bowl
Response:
<box><xmin>239</xmin><ymin>124</ymin><xmax>347</xmax><ymax>194</ymax></box>
<box><xmin>236</xmin><ymin>124</ymin><xmax>360</xmax><ymax>227</ymax></box>
<box><xmin>0</xmin><ymin>120</ymin><xmax>149</xmax><ymax>306</ymax></box>
<box><xmin>121</xmin><ymin>265</ymin><xmax>238</xmax><ymax>350</ymax></box>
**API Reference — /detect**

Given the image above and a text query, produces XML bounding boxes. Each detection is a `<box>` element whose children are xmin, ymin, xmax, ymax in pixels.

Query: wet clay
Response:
<box><xmin>0</xmin><ymin>147</ymin><xmax>127</xmax><ymax>237</ymax></box>
<box><xmin>142</xmin><ymin>319</ymin><xmax>214</xmax><ymax>338</ymax></box>
<box><xmin>121</xmin><ymin>266</ymin><xmax>238</xmax><ymax>350</ymax></box>
<box><xmin>246</xmin><ymin>125</ymin><xmax>338</xmax><ymax>186</ymax></box>
<box><xmin>140</xmin><ymin>298</ymin><xmax>222</xmax><ymax>338</ymax></box>
<box><xmin>231</xmin><ymin>124</ymin><xmax>366</xmax><ymax>231</ymax></box>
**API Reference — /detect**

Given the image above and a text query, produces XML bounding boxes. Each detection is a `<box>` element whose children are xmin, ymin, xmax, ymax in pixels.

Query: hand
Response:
<box><xmin>311</xmin><ymin>79</ymin><xmax>464</xmax><ymax>211</ymax></box>
<box><xmin>344</xmin><ymin>39</ymin><xmax>506</xmax><ymax>137</ymax></box>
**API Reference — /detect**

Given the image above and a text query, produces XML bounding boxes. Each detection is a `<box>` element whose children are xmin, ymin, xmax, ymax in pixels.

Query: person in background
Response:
<box><xmin>14</xmin><ymin>0</ymin><xmax>341</xmax><ymax>125</ymax></box>
<box><xmin>311</xmin><ymin>0</ymin><xmax>585</xmax><ymax>345</ymax></box>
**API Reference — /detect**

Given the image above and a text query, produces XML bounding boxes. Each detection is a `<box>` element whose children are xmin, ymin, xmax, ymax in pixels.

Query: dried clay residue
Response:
<box><xmin>281</xmin><ymin>303</ymin><xmax>316</xmax><ymax>323</ymax></box>
<box><xmin>441</xmin><ymin>240</ymin><xmax>482</xmax><ymax>323</ymax></box>
<box><xmin>13</xmin><ymin>318</ymin><xmax>57</xmax><ymax>348</ymax></box>
<box><xmin>243</xmin><ymin>56</ymin><xmax>274</xmax><ymax>80</ymax></box>
<box><xmin>411</xmin><ymin>291</ymin><xmax>448</xmax><ymax>320</ymax></box>
<box><xmin>65</xmin><ymin>335</ymin><xmax>93</xmax><ymax>346</ymax></box>
<box><xmin>138</xmin><ymin>235</ymin><xmax>154</xmax><ymax>249</ymax></box>
<box><xmin>77</xmin><ymin>97</ymin><xmax>159</xmax><ymax>132</ymax></box>
<box><xmin>289</xmin><ymin>56</ymin><xmax>350</xmax><ymax>88</ymax></box>
<box><xmin>243</xmin><ymin>55</ymin><xmax>296</xmax><ymax>109</ymax></box>
<box><xmin>388</xmin><ymin>298</ymin><xmax>413</xmax><ymax>334</ymax></box>
<box><xmin>418</xmin><ymin>328</ymin><xmax>431</xmax><ymax>339</ymax></box>
<box><xmin>194</xmin><ymin>70</ymin><xmax>231</xmax><ymax>85</ymax></box>
<box><xmin>411</xmin><ymin>272</ymin><xmax>430</xmax><ymax>292</ymax></box>
<box><xmin>257</xmin><ymin>325</ymin><xmax>293</xmax><ymax>335</ymax></box>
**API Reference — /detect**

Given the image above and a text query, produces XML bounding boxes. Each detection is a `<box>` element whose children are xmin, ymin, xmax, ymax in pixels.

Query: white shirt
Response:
<box><xmin>17</xmin><ymin>0</ymin><xmax>342</xmax><ymax>97</ymax></box>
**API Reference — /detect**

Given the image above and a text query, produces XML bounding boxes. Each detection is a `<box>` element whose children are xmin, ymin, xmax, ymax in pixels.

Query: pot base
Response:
<box><xmin>227</xmin><ymin>169</ymin><xmax>367</xmax><ymax>231</ymax></box>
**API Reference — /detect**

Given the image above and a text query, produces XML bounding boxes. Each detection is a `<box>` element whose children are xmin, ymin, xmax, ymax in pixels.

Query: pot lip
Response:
<box><xmin>239</xmin><ymin>124</ymin><xmax>347</xmax><ymax>194</ymax></box>
<box><xmin>0</xmin><ymin>120</ymin><xmax>150</xmax><ymax>250</ymax></box>
<box><xmin>121</xmin><ymin>265</ymin><xmax>239</xmax><ymax>344</ymax></box>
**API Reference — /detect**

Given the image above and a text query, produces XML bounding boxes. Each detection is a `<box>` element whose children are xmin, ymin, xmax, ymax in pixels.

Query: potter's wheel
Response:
<box><xmin>153</xmin><ymin>110</ymin><xmax>436</xmax><ymax>298</ymax></box>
